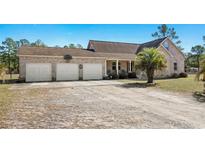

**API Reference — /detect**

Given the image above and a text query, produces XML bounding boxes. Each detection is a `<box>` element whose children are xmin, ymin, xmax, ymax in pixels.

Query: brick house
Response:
<box><xmin>18</xmin><ymin>37</ymin><xmax>185</xmax><ymax>82</ymax></box>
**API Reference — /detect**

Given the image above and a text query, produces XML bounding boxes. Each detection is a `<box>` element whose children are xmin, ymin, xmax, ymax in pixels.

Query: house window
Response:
<box><xmin>174</xmin><ymin>62</ymin><xmax>177</xmax><ymax>71</ymax></box>
<box><xmin>112</xmin><ymin>61</ymin><xmax>116</xmax><ymax>70</ymax></box>
<box><xmin>131</xmin><ymin>61</ymin><xmax>134</xmax><ymax>71</ymax></box>
<box><xmin>112</xmin><ymin>61</ymin><xmax>121</xmax><ymax>70</ymax></box>
<box><xmin>163</xmin><ymin>41</ymin><xmax>169</xmax><ymax>50</ymax></box>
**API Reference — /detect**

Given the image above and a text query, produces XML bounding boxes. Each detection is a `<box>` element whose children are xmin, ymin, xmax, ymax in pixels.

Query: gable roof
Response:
<box><xmin>88</xmin><ymin>40</ymin><xmax>140</xmax><ymax>54</ymax></box>
<box><xmin>88</xmin><ymin>37</ymin><xmax>167</xmax><ymax>54</ymax></box>
<box><xmin>18</xmin><ymin>46</ymin><xmax>135</xmax><ymax>59</ymax></box>
<box><xmin>18</xmin><ymin>37</ymin><xmax>176</xmax><ymax>60</ymax></box>
<box><xmin>136</xmin><ymin>37</ymin><xmax>167</xmax><ymax>52</ymax></box>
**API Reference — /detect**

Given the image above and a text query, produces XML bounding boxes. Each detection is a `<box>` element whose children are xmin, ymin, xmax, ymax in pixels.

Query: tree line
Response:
<box><xmin>0</xmin><ymin>38</ymin><xmax>83</xmax><ymax>78</ymax></box>
<box><xmin>0</xmin><ymin>24</ymin><xmax>204</xmax><ymax>80</ymax></box>
<box><xmin>185</xmin><ymin>40</ymin><xmax>205</xmax><ymax>71</ymax></box>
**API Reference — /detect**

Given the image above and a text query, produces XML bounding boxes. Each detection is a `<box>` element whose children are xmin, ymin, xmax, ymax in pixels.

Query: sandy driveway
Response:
<box><xmin>1</xmin><ymin>80</ymin><xmax>205</xmax><ymax>128</ymax></box>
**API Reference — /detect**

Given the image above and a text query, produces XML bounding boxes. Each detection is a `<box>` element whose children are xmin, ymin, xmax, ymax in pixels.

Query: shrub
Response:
<box><xmin>119</xmin><ymin>70</ymin><xmax>128</xmax><ymax>79</ymax></box>
<box><xmin>128</xmin><ymin>72</ymin><xmax>136</xmax><ymax>78</ymax></box>
<box><xmin>193</xmin><ymin>91</ymin><xmax>205</xmax><ymax>102</ymax></box>
<box><xmin>107</xmin><ymin>70</ymin><xmax>119</xmax><ymax>79</ymax></box>
<box><xmin>103</xmin><ymin>75</ymin><xmax>109</xmax><ymax>80</ymax></box>
<box><xmin>179</xmin><ymin>72</ymin><xmax>188</xmax><ymax>78</ymax></box>
<box><xmin>171</xmin><ymin>73</ymin><xmax>179</xmax><ymax>78</ymax></box>
<box><xmin>111</xmin><ymin>72</ymin><xmax>119</xmax><ymax>79</ymax></box>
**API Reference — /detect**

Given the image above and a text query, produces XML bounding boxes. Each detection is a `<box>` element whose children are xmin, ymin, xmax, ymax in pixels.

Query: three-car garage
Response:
<box><xmin>25</xmin><ymin>63</ymin><xmax>103</xmax><ymax>82</ymax></box>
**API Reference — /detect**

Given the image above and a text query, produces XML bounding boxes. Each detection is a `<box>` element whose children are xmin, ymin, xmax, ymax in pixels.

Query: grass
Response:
<box><xmin>0</xmin><ymin>84</ymin><xmax>11</xmax><ymax>102</ymax></box>
<box><xmin>4</xmin><ymin>74</ymin><xmax>19</xmax><ymax>80</ymax></box>
<box><xmin>156</xmin><ymin>75</ymin><xmax>203</xmax><ymax>93</ymax></box>
<box><xmin>0</xmin><ymin>84</ymin><xmax>13</xmax><ymax>117</ymax></box>
<box><xmin>118</xmin><ymin>74</ymin><xmax>204</xmax><ymax>93</ymax></box>
<box><xmin>0</xmin><ymin>74</ymin><xmax>19</xmax><ymax>84</ymax></box>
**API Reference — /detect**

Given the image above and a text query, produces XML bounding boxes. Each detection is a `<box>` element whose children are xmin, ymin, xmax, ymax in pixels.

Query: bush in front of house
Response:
<box><xmin>171</xmin><ymin>73</ymin><xmax>179</xmax><ymax>78</ymax></box>
<box><xmin>107</xmin><ymin>70</ymin><xmax>112</xmax><ymax>79</ymax></box>
<box><xmin>170</xmin><ymin>72</ymin><xmax>188</xmax><ymax>78</ymax></box>
<box><xmin>103</xmin><ymin>75</ymin><xmax>110</xmax><ymax>80</ymax></box>
<box><xmin>111</xmin><ymin>72</ymin><xmax>119</xmax><ymax>79</ymax></box>
<box><xmin>179</xmin><ymin>72</ymin><xmax>188</xmax><ymax>78</ymax></box>
<box><xmin>119</xmin><ymin>70</ymin><xmax>128</xmax><ymax>79</ymax></box>
<box><xmin>107</xmin><ymin>70</ymin><xmax>119</xmax><ymax>79</ymax></box>
<box><xmin>128</xmin><ymin>72</ymin><xmax>136</xmax><ymax>78</ymax></box>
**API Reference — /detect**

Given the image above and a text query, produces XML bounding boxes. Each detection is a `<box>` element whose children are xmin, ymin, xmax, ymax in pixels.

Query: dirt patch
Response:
<box><xmin>1</xmin><ymin>81</ymin><xmax>205</xmax><ymax>128</ymax></box>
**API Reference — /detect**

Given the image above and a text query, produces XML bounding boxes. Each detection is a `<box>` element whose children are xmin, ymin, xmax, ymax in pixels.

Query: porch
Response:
<box><xmin>104</xmin><ymin>59</ymin><xmax>135</xmax><ymax>76</ymax></box>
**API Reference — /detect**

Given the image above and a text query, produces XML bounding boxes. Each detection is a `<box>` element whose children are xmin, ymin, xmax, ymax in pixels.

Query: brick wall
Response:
<box><xmin>155</xmin><ymin>40</ymin><xmax>185</xmax><ymax>78</ymax></box>
<box><xmin>19</xmin><ymin>56</ymin><xmax>105</xmax><ymax>80</ymax></box>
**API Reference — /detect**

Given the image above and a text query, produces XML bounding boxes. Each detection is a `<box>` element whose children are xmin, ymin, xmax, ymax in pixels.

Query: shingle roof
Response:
<box><xmin>18</xmin><ymin>38</ymin><xmax>168</xmax><ymax>59</ymax></box>
<box><xmin>136</xmin><ymin>37</ymin><xmax>167</xmax><ymax>53</ymax></box>
<box><xmin>88</xmin><ymin>40</ymin><xmax>140</xmax><ymax>54</ymax></box>
<box><xmin>88</xmin><ymin>37</ymin><xmax>167</xmax><ymax>54</ymax></box>
<box><xmin>18</xmin><ymin>46</ymin><xmax>135</xmax><ymax>59</ymax></box>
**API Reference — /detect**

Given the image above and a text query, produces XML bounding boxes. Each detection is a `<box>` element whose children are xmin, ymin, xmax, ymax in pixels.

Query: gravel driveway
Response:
<box><xmin>1</xmin><ymin>80</ymin><xmax>205</xmax><ymax>128</ymax></box>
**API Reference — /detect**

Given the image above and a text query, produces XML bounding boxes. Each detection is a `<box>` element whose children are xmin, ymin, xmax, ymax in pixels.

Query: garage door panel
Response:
<box><xmin>83</xmin><ymin>64</ymin><xmax>102</xmax><ymax>80</ymax></box>
<box><xmin>56</xmin><ymin>64</ymin><xmax>79</xmax><ymax>81</ymax></box>
<box><xmin>26</xmin><ymin>63</ymin><xmax>52</xmax><ymax>82</ymax></box>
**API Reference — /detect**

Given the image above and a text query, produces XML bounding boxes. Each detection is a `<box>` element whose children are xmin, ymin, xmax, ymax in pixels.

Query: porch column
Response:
<box><xmin>104</xmin><ymin>60</ymin><xmax>107</xmax><ymax>76</ymax></box>
<box><xmin>116</xmin><ymin>59</ymin><xmax>119</xmax><ymax>75</ymax></box>
<box><xmin>129</xmin><ymin>60</ymin><xmax>132</xmax><ymax>72</ymax></box>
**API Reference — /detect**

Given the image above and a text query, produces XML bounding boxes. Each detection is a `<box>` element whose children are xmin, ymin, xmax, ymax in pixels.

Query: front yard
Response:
<box><xmin>119</xmin><ymin>74</ymin><xmax>203</xmax><ymax>93</ymax></box>
<box><xmin>0</xmin><ymin>84</ymin><xmax>13</xmax><ymax>118</ymax></box>
<box><xmin>0</xmin><ymin>75</ymin><xmax>204</xmax><ymax>128</ymax></box>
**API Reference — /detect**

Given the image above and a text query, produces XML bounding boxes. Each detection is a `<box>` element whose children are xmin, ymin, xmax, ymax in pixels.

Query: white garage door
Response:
<box><xmin>56</xmin><ymin>63</ymin><xmax>79</xmax><ymax>81</ymax></box>
<box><xmin>83</xmin><ymin>64</ymin><xmax>102</xmax><ymax>80</ymax></box>
<box><xmin>26</xmin><ymin>63</ymin><xmax>52</xmax><ymax>82</ymax></box>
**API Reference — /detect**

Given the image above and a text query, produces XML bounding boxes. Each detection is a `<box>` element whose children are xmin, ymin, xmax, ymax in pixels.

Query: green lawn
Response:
<box><xmin>119</xmin><ymin>74</ymin><xmax>204</xmax><ymax>93</ymax></box>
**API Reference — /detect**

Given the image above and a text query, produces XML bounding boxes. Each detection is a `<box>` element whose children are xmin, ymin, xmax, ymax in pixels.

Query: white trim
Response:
<box><xmin>157</xmin><ymin>45</ymin><xmax>174</xmax><ymax>58</ymax></box>
<box><xmin>160</xmin><ymin>37</ymin><xmax>169</xmax><ymax>46</ymax></box>
<box><xmin>129</xmin><ymin>60</ymin><xmax>132</xmax><ymax>72</ymax></box>
<box><xmin>18</xmin><ymin>55</ymin><xmax>134</xmax><ymax>61</ymax></box>
<box><xmin>104</xmin><ymin>60</ymin><xmax>107</xmax><ymax>76</ymax></box>
<box><xmin>116</xmin><ymin>59</ymin><xmax>119</xmax><ymax>75</ymax></box>
<box><xmin>73</xmin><ymin>56</ymin><xmax>105</xmax><ymax>59</ymax></box>
<box><xmin>18</xmin><ymin>55</ymin><xmax>62</xmax><ymax>58</ymax></box>
<box><xmin>18</xmin><ymin>55</ymin><xmax>106</xmax><ymax>59</ymax></box>
<box><xmin>18</xmin><ymin>55</ymin><xmax>135</xmax><ymax>61</ymax></box>
<box><xmin>106</xmin><ymin>58</ymin><xmax>134</xmax><ymax>61</ymax></box>
<box><xmin>158</xmin><ymin>38</ymin><xmax>173</xmax><ymax>57</ymax></box>
<box><xmin>160</xmin><ymin>37</ymin><xmax>185</xmax><ymax>58</ymax></box>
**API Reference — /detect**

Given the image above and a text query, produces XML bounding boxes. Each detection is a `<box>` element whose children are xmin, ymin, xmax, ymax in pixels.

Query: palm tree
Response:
<box><xmin>135</xmin><ymin>48</ymin><xmax>167</xmax><ymax>83</ymax></box>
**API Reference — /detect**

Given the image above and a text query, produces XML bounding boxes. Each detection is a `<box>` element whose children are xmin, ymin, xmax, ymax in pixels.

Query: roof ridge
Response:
<box><xmin>89</xmin><ymin>40</ymin><xmax>139</xmax><ymax>45</ymax></box>
<box><xmin>19</xmin><ymin>46</ymin><xmax>83</xmax><ymax>50</ymax></box>
<box><xmin>140</xmin><ymin>37</ymin><xmax>168</xmax><ymax>45</ymax></box>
